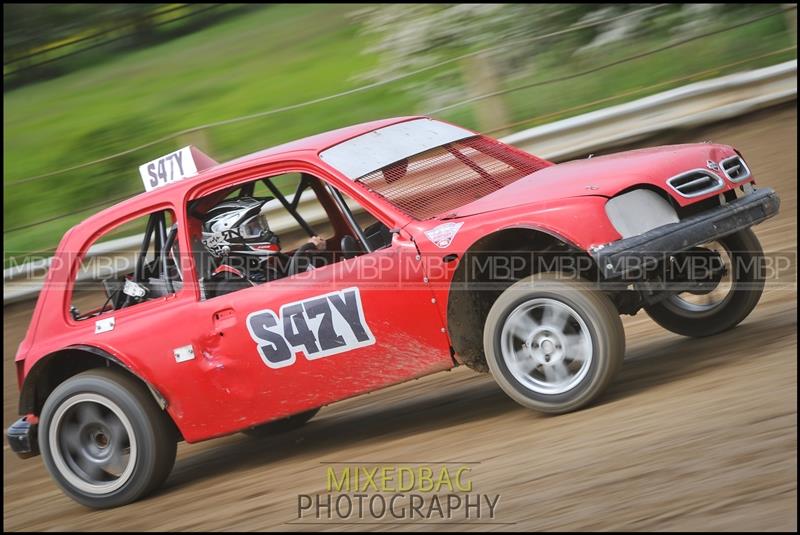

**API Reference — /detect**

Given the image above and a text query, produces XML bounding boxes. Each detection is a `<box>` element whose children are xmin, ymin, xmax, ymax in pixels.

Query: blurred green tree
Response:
<box><xmin>3</xmin><ymin>4</ymin><xmax>246</xmax><ymax>88</ymax></box>
<box><xmin>350</xmin><ymin>3</ymin><xmax>774</xmax><ymax>131</ymax></box>
<box><xmin>3</xmin><ymin>4</ymin><xmax>160</xmax><ymax>61</ymax></box>
<box><xmin>351</xmin><ymin>4</ymin><xmax>652</xmax><ymax>131</ymax></box>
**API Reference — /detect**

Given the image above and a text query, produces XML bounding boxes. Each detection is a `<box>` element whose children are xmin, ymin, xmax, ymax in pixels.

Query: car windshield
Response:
<box><xmin>352</xmin><ymin>135</ymin><xmax>552</xmax><ymax>220</ymax></box>
<box><xmin>320</xmin><ymin>118</ymin><xmax>551</xmax><ymax>220</ymax></box>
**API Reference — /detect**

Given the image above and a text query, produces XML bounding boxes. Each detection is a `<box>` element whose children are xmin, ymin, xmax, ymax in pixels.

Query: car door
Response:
<box><xmin>185</xmin><ymin>173</ymin><xmax>453</xmax><ymax>439</ymax></box>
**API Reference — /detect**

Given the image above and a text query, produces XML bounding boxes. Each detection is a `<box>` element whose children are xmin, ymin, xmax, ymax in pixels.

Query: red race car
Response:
<box><xmin>7</xmin><ymin>117</ymin><xmax>780</xmax><ymax>508</ymax></box>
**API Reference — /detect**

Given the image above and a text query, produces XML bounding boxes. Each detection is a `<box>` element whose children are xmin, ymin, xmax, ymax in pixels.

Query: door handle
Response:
<box><xmin>213</xmin><ymin>307</ymin><xmax>236</xmax><ymax>334</ymax></box>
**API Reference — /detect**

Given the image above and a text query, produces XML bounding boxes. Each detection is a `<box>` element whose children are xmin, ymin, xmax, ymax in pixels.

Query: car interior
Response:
<box><xmin>70</xmin><ymin>172</ymin><xmax>395</xmax><ymax>318</ymax></box>
<box><xmin>186</xmin><ymin>172</ymin><xmax>393</xmax><ymax>299</ymax></box>
<box><xmin>71</xmin><ymin>209</ymin><xmax>183</xmax><ymax>320</ymax></box>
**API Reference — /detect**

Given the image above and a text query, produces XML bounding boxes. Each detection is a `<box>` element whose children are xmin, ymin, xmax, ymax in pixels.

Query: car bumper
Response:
<box><xmin>6</xmin><ymin>417</ymin><xmax>39</xmax><ymax>459</ymax></box>
<box><xmin>592</xmin><ymin>187</ymin><xmax>780</xmax><ymax>279</ymax></box>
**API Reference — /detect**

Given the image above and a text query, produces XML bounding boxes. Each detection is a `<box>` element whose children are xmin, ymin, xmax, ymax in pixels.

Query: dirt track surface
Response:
<box><xmin>3</xmin><ymin>105</ymin><xmax>797</xmax><ymax>531</ymax></box>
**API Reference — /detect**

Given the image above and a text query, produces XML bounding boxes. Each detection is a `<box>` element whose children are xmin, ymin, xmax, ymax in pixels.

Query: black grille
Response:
<box><xmin>667</xmin><ymin>169</ymin><xmax>723</xmax><ymax>198</ymax></box>
<box><xmin>720</xmin><ymin>155</ymin><xmax>751</xmax><ymax>182</ymax></box>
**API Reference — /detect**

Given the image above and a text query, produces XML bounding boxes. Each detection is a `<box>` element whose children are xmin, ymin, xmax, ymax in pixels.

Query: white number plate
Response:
<box><xmin>139</xmin><ymin>146</ymin><xmax>199</xmax><ymax>192</ymax></box>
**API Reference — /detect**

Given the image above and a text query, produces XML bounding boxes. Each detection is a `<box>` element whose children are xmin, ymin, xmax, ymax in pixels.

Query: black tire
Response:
<box><xmin>38</xmin><ymin>368</ymin><xmax>177</xmax><ymax>509</ymax></box>
<box><xmin>483</xmin><ymin>272</ymin><xmax>625</xmax><ymax>414</ymax></box>
<box><xmin>645</xmin><ymin>228</ymin><xmax>765</xmax><ymax>337</ymax></box>
<box><xmin>242</xmin><ymin>408</ymin><xmax>320</xmax><ymax>438</ymax></box>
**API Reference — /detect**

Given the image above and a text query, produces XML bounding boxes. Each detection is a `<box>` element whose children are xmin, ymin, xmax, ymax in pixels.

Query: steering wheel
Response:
<box><xmin>340</xmin><ymin>235</ymin><xmax>364</xmax><ymax>259</ymax></box>
<box><xmin>287</xmin><ymin>242</ymin><xmax>319</xmax><ymax>277</ymax></box>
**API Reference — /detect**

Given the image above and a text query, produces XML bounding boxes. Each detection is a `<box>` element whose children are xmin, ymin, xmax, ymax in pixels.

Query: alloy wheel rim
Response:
<box><xmin>666</xmin><ymin>240</ymin><xmax>734</xmax><ymax>315</ymax></box>
<box><xmin>500</xmin><ymin>298</ymin><xmax>593</xmax><ymax>395</ymax></box>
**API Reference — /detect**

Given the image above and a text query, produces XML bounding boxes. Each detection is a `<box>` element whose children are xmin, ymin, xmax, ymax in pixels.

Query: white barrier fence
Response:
<box><xmin>4</xmin><ymin>60</ymin><xmax>797</xmax><ymax>304</ymax></box>
<box><xmin>505</xmin><ymin>60</ymin><xmax>797</xmax><ymax>160</ymax></box>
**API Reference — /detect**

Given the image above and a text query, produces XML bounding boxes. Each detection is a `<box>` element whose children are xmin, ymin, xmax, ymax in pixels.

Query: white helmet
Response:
<box><xmin>201</xmin><ymin>197</ymin><xmax>280</xmax><ymax>257</ymax></box>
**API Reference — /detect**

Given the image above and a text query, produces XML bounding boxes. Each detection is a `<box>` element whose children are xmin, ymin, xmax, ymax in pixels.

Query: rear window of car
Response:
<box><xmin>353</xmin><ymin>135</ymin><xmax>551</xmax><ymax>220</ymax></box>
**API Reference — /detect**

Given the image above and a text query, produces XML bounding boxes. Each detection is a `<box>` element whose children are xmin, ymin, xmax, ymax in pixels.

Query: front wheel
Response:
<box><xmin>38</xmin><ymin>368</ymin><xmax>177</xmax><ymax>509</ymax></box>
<box><xmin>645</xmin><ymin>228</ymin><xmax>765</xmax><ymax>337</ymax></box>
<box><xmin>483</xmin><ymin>272</ymin><xmax>626</xmax><ymax>414</ymax></box>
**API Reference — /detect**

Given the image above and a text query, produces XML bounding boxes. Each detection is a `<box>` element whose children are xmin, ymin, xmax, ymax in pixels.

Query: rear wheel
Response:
<box><xmin>645</xmin><ymin>228</ymin><xmax>765</xmax><ymax>337</ymax></box>
<box><xmin>242</xmin><ymin>408</ymin><xmax>320</xmax><ymax>438</ymax></box>
<box><xmin>483</xmin><ymin>272</ymin><xmax>625</xmax><ymax>414</ymax></box>
<box><xmin>38</xmin><ymin>368</ymin><xmax>177</xmax><ymax>509</ymax></box>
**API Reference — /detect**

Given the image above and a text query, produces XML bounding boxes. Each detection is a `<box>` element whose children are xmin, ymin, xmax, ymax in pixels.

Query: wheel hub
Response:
<box><xmin>502</xmin><ymin>298</ymin><xmax>593</xmax><ymax>396</ymax></box>
<box><xmin>95</xmin><ymin>432</ymin><xmax>109</xmax><ymax>449</ymax></box>
<box><xmin>525</xmin><ymin>328</ymin><xmax>566</xmax><ymax>366</ymax></box>
<box><xmin>82</xmin><ymin>423</ymin><xmax>113</xmax><ymax>460</ymax></box>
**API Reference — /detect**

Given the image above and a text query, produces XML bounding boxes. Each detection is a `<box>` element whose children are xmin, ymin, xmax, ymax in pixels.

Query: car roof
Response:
<box><xmin>77</xmin><ymin>116</ymin><xmax>424</xmax><ymax>232</ymax></box>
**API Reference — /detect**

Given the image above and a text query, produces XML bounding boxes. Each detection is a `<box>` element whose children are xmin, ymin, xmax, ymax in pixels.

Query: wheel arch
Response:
<box><xmin>19</xmin><ymin>345</ymin><xmax>169</xmax><ymax>420</ymax></box>
<box><xmin>446</xmin><ymin>225</ymin><xmax>596</xmax><ymax>372</ymax></box>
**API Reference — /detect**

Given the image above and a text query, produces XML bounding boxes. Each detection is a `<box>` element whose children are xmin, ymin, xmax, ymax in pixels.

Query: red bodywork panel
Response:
<box><xmin>15</xmin><ymin>116</ymin><xmax>755</xmax><ymax>443</ymax></box>
<box><xmin>448</xmin><ymin>144</ymin><xmax>741</xmax><ymax>219</ymax></box>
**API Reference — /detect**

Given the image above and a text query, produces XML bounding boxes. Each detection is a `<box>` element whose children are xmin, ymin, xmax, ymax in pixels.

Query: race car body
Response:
<box><xmin>7</xmin><ymin>116</ymin><xmax>779</xmax><ymax>508</ymax></box>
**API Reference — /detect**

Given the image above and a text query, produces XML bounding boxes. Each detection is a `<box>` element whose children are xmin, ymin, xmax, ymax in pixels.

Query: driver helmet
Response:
<box><xmin>201</xmin><ymin>196</ymin><xmax>280</xmax><ymax>257</ymax></box>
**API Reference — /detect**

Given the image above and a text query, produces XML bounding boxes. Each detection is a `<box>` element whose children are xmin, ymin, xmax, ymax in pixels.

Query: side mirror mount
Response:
<box><xmin>391</xmin><ymin>227</ymin><xmax>412</xmax><ymax>242</ymax></box>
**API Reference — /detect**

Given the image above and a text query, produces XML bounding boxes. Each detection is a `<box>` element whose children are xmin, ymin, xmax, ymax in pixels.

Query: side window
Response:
<box><xmin>219</xmin><ymin>173</ymin><xmax>333</xmax><ymax>250</ymax></box>
<box><xmin>335</xmin><ymin>190</ymin><xmax>393</xmax><ymax>253</ymax></box>
<box><xmin>70</xmin><ymin>210</ymin><xmax>181</xmax><ymax>321</ymax></box>
<box><xmin>188</xmin><ymin>173</ymin><xmax>341</xmax><ymax>300</ymax></box>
